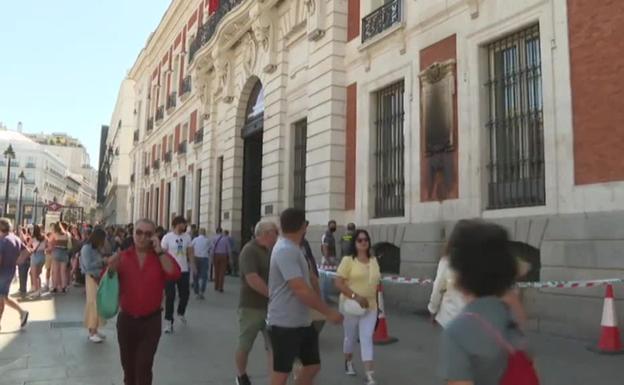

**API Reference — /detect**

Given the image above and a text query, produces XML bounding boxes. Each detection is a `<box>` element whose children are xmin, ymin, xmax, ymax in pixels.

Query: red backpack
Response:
<box><xmin>464</xmin><ymin>312</ymin><xmax>540</xmax><ymax>385</ymax></box>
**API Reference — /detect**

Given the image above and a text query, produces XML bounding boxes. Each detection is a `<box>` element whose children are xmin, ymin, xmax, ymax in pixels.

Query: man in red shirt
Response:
<box><xmin>109</xmin><ymin>218</ymin><xmax>181</xmax><ymax>385</ymax></box>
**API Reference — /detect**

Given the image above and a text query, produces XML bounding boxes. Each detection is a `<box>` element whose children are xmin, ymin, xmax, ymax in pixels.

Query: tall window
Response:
<box><xmin>215</xmin><ymin>156</ymin><xmax>224</xmax><ymax>229</ymax></box>
<box><xmin>195</xmin><ymin>168</ymin><xmax>202</xmax><ymax>226</ymax></box>
<box><xmin>179</xmin><ymin>176</ymin><xmax>186</xmax><ymax>216</ymax></box>
<box><xmin>373</xmin><ymin>81</ymin><xmax>405</xmax><ymax>218</ymax></box>
<box><xmin>293</xmin><ymin>119</ymin><xmax>307</xmax><ymax>211</ymax></box>
<box><xmin>486</xmin><ymin>24</ymin><xmax>544</xmax><ymax>209</ymax></box>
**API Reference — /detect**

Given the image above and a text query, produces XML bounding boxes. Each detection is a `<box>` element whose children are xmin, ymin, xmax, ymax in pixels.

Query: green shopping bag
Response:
<box><xmin>97</xmin><ymin>270</ymin><xmax>119</xmax><ymax>319</ymax></box>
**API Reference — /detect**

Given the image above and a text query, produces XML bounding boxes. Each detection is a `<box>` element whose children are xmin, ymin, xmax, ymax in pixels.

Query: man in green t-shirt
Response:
<box><xmin>235</xmin><ymin>221</ymin><xmax>279</xmax><ymax>385</ymax></box>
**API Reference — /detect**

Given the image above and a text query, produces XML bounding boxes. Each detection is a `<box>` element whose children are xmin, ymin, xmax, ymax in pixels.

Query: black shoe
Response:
<box><xmin>236</xmin><ymin>374</ymin><xmax>251</xmax><ymax>385</ymax></box>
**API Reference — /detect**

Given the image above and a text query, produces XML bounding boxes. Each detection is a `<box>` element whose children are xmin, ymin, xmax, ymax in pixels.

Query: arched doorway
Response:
<box><xmin>241</xmin><ymin>80</ymin><xmax>264</xmax><ymax>244</ymax></box>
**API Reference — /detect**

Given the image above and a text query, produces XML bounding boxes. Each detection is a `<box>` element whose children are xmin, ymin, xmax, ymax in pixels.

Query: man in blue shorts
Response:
<box><xmin>0</xmin><ymin>218</ymin><xmax>30</xmax><ymax>331</ymax></box>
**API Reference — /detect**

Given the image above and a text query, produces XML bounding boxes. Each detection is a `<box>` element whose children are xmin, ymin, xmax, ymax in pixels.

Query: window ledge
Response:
<box><xmin>358</xmin><ymin>22</ymin><xmax>405</xmax><ymax>53</ymax></box>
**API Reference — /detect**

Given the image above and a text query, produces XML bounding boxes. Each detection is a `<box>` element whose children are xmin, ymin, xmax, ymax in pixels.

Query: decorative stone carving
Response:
<box><xmin>304</xmin><ymin>0</ymin><xmax>315</xmax><ymax>16</ymax></box>
<box><xmin>306</xmin><ymin>0</ymin><xmax>325</xmax><ymax>41</ymax></box>
<box><xmin>467</xmin><ymin>0</ymin><xmax>479</xmax><ymax>19</ymax></box>
<box><xmin>249</xmin><ymin>4</ymin><xmax>278</xmax><ymax>73</ymax></box>
<box><xmin>250</xmin><ymin>6</ymin><xmax>271</xmax><ymax>52</ymax></box>
<box><xmin>243</xmin><ymin>32</ymin><xmax>258</xmax><ymax>77</ymax></box>
<box><xmin>213</xmin><ymin>49</ymin><xmax>234</xmax><ymax>103</ymax></box>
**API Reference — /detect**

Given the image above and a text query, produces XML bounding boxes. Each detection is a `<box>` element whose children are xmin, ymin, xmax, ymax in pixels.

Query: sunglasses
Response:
<box><xmin>356</xmin><ymin>238</ymin><xmax>370</xmax><ymax>243</ymax></box>
<box><xmin>135</xmin><ymin>229</ymin><xmax>154</xmax><ymax>238</ymax></box>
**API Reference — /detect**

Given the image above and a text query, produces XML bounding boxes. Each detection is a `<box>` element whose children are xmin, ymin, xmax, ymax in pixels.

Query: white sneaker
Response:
<box><xmin>96</xmin><ymin>332</ymin><xmax>107</xmax><ymax>340</ymax></box>
<box><xmin>365</xmin><ymin>371</ymin><xmax>376</xmax><ymax>385</ymax></box>
<box><xmin>88</xmin><ymin>334</ymin><xmax>104</xmax><ymax>343</ymax></box>
<box><xmin>163</xmin><ymin>322</ymin><xmax>174</xmax><ymax>334</ymax></box>
<box><xmin>345</xmin><ymin>360</ymin><xmax>356</xmax><ymax>376</ymax></box>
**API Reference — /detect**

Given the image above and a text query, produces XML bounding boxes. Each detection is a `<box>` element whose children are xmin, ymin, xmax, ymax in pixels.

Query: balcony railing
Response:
<box><xmin>166</xmin><ymin>92</ymin><xmax>177</xmax><ymax>110</ymax></box>
<box><xmin>144</xmin><ymin>166</ymin><xmax>150</xmax><ymax>176</ymax></box>
<box><xmin>194</xmin><ymin>128</ymin><xmax>204</xmax><ymax>144</ymax></box>
<box><xmin>146</xmin><ymin>117</ymin><xmax>154</xmax><ymax>132</ymax></box>
<box><xmin>133</xmin><ymin>129</ymin><xmax>139</xmax><ymax>143</ymax></box>
<box><xmin>189</xmin><ymin>0</ymin><xmax>246</xmax><ymax>63</ymax></box>
<box><xmin>164</xmin><ymin>151</ymin><xmax>172</xmax><ymax>163</ymax></box>
<box><xmin>24</xmin><ymin>179</ymin><xmax>35</xmax><ymax>185</ymax></box>
<box><xmin>152</xmin><ymin>159</ymin><xmax>160</xmax><ymax>170</ymax></box>
<box><xmin>25</xmin><ymin>162</ymin><xmax>36</xmax><ymax>168</ymax></box>
<box><xmin>180</xmin><ymin>76</ymin><xmax>192</xmax><ymax>97</ymax></box>
<box><xmin>362</xmin><ymin>0</ymin><xmax>402</xmax><ymax>43</ymax></box>
<box><xmin>178</xmin><ymin>141</ymin><xmax>187</xmax><ymax>154</ymax></box>
<box><xmin>155</xmin><ymin>106</ymin><xmax>165</xmax><ymax>122</ymax></box>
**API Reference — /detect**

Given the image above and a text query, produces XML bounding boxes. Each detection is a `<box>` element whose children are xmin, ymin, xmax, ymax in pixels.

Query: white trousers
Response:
<box><xmin>342</xmin><ymin>309</ymin><xmax>377</xmax><ymax>362</ymax></box>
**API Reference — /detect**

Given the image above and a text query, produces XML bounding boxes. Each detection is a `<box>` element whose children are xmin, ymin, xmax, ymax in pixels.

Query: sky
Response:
<box><xmin>0</xmin><ymin>0</ymin><xmax>172</xmax><ymax>168</ymax></box>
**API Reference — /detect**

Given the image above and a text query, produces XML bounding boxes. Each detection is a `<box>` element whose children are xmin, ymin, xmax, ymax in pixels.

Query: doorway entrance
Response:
<box><xmin>241</xmin><ymin>80</ymin><xmax>264</xmax><ymax>244</ymax></box>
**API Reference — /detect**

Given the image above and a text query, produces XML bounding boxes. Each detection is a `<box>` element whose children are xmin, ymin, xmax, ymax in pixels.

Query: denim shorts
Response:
<box><xmin>31</xmin><ymin>251</ymin><xmax>46</xmax><ymax>267</ymax></box>
<box><xmin>52</xmin><ymin>248</ymin><xmax>69</xmax><ymax>263</ymax></box>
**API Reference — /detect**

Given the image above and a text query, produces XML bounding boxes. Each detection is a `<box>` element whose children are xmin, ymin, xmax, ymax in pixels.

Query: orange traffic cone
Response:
<box><xmin>589</xmin><ymin>284</ymin><xmax>623</xmax><ymax>354</ymax></box>
<box><xmin>373</xmin><ymin>283</ymin><xmax>398</xmax><ymax>345</ymax></box>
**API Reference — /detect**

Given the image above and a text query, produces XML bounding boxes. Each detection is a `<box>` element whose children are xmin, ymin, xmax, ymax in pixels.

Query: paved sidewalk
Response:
<box><xmin>0</xmin><ymin>277</ymin><xmax>621</xmax><ymax>385</ymax></box>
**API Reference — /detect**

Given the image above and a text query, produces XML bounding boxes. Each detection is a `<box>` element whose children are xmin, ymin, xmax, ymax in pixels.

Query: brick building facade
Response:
<box><xmin>112</xmin><ymin>0</ymin><xmax>624</xmax><ymax>338</ymax></box>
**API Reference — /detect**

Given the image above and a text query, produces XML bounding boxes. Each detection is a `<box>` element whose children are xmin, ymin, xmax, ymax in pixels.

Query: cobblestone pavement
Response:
<box><xmin>0</xmin><ymin>277</ymin><xmax>621</xmax><ymax>385</ymax></box>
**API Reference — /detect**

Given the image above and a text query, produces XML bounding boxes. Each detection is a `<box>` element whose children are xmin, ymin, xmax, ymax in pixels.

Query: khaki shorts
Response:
<box><xmin>237</xmin><ymin>308</ymin><xmax>270</xmax><ymax>354</ymax></box>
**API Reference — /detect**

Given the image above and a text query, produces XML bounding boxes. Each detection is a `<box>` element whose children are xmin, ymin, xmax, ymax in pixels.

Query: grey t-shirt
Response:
<box><xmin>267</xmin><ymin>237</ymin><xmax>311</xmax><ymax>328</ymax></box>
<box><xmin>440</xmin><ymin>296</ymin><xmax>525</xmax><ymax>385</ymax></box>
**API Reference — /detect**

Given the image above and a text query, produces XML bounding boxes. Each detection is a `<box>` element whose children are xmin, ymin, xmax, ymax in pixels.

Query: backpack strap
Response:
<box><xmin>463</xmin><ymin>312</ymin><xmax>515</xmax><ymax>354</ymax></box>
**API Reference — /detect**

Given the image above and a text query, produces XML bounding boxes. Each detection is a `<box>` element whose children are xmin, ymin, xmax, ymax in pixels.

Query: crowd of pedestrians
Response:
<box><xmin>0</xmin><ymin>209</ymin><xmax>538</xmax><ymax>385</ymax></box>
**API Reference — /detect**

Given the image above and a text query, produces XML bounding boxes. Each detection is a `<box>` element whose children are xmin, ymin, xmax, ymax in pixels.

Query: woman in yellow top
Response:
<box><xmin>335</xmin><ymin>229</ymin><xmax>381</xmax><ymax>385</ymax></box>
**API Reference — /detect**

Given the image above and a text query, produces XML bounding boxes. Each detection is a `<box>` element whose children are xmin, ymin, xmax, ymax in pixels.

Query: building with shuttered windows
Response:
<box><xmin>113</xmin><ymin>0</ymin><xmax>624</xmax><ymax>338</ymax></box>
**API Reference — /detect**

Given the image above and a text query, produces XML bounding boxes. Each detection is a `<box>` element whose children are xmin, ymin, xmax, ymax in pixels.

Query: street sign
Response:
<box><xmin>47</xmin><ymin>202</ymin><xmax>63</xmax><ymax>212</ymax></box>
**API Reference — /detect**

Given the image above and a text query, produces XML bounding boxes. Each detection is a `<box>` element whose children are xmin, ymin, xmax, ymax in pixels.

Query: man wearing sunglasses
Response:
<box><xmin>108</xmin><ymin>218</ymin><xmax>181</xmax><ymax>385</ymax></box>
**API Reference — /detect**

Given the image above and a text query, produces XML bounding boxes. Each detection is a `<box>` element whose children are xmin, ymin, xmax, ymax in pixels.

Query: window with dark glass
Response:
<box><xmin>293</xmin><ymin>119</ymin><xmax>307</xmax><ymax>211</ymax></box>
<box><xmin>373</xmin><ymin>80</ymin><xmax>405</xmax><ymax>218</ymax></box>
<box><xmin>486</xmin><ymin>24</ymin><xmax>544</xmax><ymax>209</ymax></box>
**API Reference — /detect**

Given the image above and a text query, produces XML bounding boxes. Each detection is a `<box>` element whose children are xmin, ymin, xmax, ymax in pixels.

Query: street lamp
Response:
<box><xmin>17</xmin><ymin>171</ymin><xmax>25</xmax><ymax>226</ymax></box>
<box><xmin>33</xmin><ymin>187</ymin><xmax>39</xmax><ymax>225</ymax></box>
<box><xmin>3</xmin><ymin>145</ymin><xmax>15</xmax><ymax>217</ymax></box>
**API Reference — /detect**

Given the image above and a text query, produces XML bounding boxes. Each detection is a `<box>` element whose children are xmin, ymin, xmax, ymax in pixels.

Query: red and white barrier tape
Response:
<box><xmin>318</xmin><ymin>268</ymin><xmax>624</xmax><ymax>289</ymax></box>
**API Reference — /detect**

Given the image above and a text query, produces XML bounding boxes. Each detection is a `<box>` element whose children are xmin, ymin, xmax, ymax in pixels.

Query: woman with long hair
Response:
<box><xmin>81</xmin><ymin>227</ymin><xmax>107</xmax><ymax>343</ymax></box>
<box><xmin>28</xmin><ymin>225</ymin><xmax>47</xmax><ymax>298</ymax></box>
<box><xmin>334</xmin><ymin>229</ymin><xmax>381</xmax><ymax>385</ymax></box>
<box><xmin>50</xmin><ymin>222</ymin><xmax>70</xmax><ymax>293</ymax></box>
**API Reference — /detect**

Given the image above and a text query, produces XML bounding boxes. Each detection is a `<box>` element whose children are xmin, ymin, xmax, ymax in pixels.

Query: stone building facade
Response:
<box><xmin>119</xmin><ymin>0</ymin><xmax>624</xmax><ymax>338</ymax></box>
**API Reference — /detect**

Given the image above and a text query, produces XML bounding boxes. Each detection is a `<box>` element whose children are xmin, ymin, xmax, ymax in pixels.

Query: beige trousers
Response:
<box><xmin>84</xmin><ymin>275</ymin><xmax>106</xmax><ymax>330</ymax></box>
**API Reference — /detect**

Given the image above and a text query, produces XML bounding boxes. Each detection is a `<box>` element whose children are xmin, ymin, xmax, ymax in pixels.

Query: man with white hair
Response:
<box><xmin>235</xmin><ymin>221</ymin><xmax>279</xmax><ymax>385</ymax></box>
<box><xmin>0</xmin><ymin>218</ymin><xmax>30</xmax><ymax>331</ymax></box>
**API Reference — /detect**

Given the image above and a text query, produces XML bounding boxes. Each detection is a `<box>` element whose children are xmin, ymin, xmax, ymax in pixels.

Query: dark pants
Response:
<box><xmin>230</xmin><ymin>252</ymin><xmax>239</xmax><ymax>276</ymax></box>
<box><xmin>213</xmin><ymin>254</ymin><xmax>228</xmax><ymax>291</ymax></box>
<box><xmin>18</xmin><ymin>260</ymin><xmax>30</xmax><ymax>293</ymax></box>
<box><xmin>117</xmin><ymin>311</ymin><xmax>162</xmax><ymax>385</ymax></box>
<box><xmin>193</xmin><ymin>258</ymin><xmax>210</xmax><ymax>295</ymax></box>
<box><xmin>164</xmin><ymin>272</ymin><xmax>190</xmax><ymax>322</ymax></box>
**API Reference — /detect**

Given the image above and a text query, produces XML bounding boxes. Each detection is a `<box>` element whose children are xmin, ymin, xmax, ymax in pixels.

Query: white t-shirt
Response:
<box><xmin>191</xmin><ymin>235</ymin><xmax>211</xmax><ymax>259</ymax></box>
<box><xmin>161</xmin><ymin>232</ymin><xmax>192</xmax><ymax>272</ymax></box>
